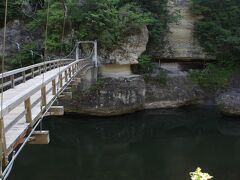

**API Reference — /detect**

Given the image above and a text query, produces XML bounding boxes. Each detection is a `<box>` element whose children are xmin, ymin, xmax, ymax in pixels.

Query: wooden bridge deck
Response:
<box><xmin>0</xmin><ymin>58</ymin><xmax>91</xmax><ymax>161</ymax></box>
<box><xmin>2</xmin><ymin>66</ymin><xmax>66</xmax><ymax>152</ymax></box>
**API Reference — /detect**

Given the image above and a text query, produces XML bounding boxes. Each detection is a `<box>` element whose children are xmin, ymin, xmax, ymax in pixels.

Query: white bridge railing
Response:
<box><xmin>0</xmin><ymin>59</ymin><xmax>74</xmax><ymax>91</ymax></box>
<box><xmin>0</xmin><ymin>58</ymin><xmax>93</xmax><ymax>179</ymax></box>
<box><xmin>0</xmin><ymin>40</ymin><xmax>98</xmax><ymax>179</ymax></box>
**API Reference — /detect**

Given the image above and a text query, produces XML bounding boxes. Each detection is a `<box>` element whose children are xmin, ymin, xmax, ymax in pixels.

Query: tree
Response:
<box><xmin>192</xmin><ymin>0</ymin><xmax>240</xmax><ymax>64</ymax></box>
<box><xmin>0</xmin><ymin>0</ymin><xmax>21</xmax><ymax>27</ymax></box>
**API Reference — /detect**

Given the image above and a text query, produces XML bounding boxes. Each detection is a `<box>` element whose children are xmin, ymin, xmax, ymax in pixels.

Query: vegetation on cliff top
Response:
<box><xmin>191</xmin><ymin>0</ymin><xmax>240</xmax><ymax>64</ymax></box>
<box><xmin>1</xmin><ymin>0</ymin><xmax>172</xmax><ymax>68</ymax></box>
<box><xmin>190</xmin><ymin>0</ymin><xmax>240</xmax><ymax>89</ymax></box>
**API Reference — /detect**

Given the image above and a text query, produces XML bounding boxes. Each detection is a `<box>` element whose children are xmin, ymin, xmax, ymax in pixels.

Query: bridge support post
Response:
<box><xmin>64</xmin><ymin>71</ymin><xmax>68</xmax><ymax>82</ymax></box>
<box><xmin>69</xmin><ymin>68</ymin><xmax>72</xmax><ymax>78</ymax></box>
<box><xmin>10</xmin><ymin>75</ymin><xmax>15</xmax><ymax>88</ymax></box>
<box><xmin>52</xmin><ymin>79</ymin><xmax>56</xmax><ymax>95</ymax></box>
<box><xmin>59</xmin><ymin>74</ymin><xmax>63</xmax><ymax>88</ymax></box>
<box><xmin>38</xmin><ymin>67</ymin><xmax>41</xmax><ymax>75</ymax></box>
<box><xmin>93</xmin><ymin>40</ymin><xmax>98</xmax><ymax>67</ymax></box>
<box><xmin>41</xmin><ymin>86</ymin><xmax>47</xmax><ymax>107</ymax></box>
<box><xmin>72</xmin><ymin>65</ymin><xmax>75</xmax><ymax>74</ymax></box>
<box><xmin>22</xmin><ymin>71</ymin><xmax>26</xmax><ymax>83</ymax></box>
<box><xmin>76</xmin><ymin>43</ymin><xmax>79</xmax><ymax>60</ymax></box>
<box><xmin>0</xmin><ymin>118</ymin><xmax>8</xmax><ymax>175</ymax></box>
<box><xmin>31</xmin><ymin>68</ymin><xmax>35</xmax><ymax>78</ymax></box>
<box><xmin>24</xmin><ymin>98</ymin><xmax>33</xmax><ymax>126</ymax></box>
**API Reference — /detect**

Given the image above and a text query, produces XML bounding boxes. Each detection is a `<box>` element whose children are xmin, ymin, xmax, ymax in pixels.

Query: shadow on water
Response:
<box><xmin>9</xmin><ymin>105</ymin><xmax>240</xmax><ymax>180</ymax></box>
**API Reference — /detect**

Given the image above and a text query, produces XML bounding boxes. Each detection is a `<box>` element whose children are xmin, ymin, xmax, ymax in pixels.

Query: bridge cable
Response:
<box><xmin>40</xmin><ymin>0</ymin><xmax>50</xmax><ymax>131</ymax></box>
<box><xmin>0</xmin><ymin>0</ymin><xmax>8</xmax><ymax>177</ymax></box>
<box><xmin>57</xmin><ymin>0</ymin><xmax>68</xmax><ymax>98</ymax></box>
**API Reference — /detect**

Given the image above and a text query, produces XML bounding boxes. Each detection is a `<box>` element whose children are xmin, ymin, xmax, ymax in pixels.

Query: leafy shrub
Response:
<box><xmin>190</xmin><ymin>167</ymin><xmax>213</xmax><ymax>180</ymax></box>
<box><xmin>6</xmin><ymin>42</ymin><xmax>42</xmax><ymax>68</ymax></box>
<box><xmin>156</xmin><ymin>69</ymin><xmax>167</xmax><ymax>85</ymax></box>
<box><xmin>1</xmin><ymin>0</ymin><xmax>173</xmax><ymax>68</ymax></box>
<box><xmin>189</xmin><ymin>63</ymin><xmax>239</xmax><ymax>90</ymax></box>
<box><xmin>138</xmin><ymin>55</ymin><xmax>154</xmax><ymax>74</ymax></box>
<box><xmin>26</xmin><ymin>0</ymin><xmax>154</xmax><ymax>52</ymax></box>
<box><xmin>191</xmin><ymin>0</ymin><xmax>240</xmax><ymax>64</ymax></box>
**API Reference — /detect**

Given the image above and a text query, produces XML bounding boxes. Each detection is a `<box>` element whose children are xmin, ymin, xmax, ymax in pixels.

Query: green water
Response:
<box><xmin>8</xmin><ymin>106</ymin><xmax>240</xmax><ymax>180</ymax></box>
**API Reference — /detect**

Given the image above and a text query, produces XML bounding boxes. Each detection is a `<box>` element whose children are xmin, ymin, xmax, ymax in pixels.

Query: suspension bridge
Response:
<box><xmin>0</xmin><ymin>41</ymin><xmax>98</xmax><ymax>179</ymax></box>
<box><xmin>0</xmin><ymin>0</ymin><xmax>100</xmax><ymax>178</ymax></box>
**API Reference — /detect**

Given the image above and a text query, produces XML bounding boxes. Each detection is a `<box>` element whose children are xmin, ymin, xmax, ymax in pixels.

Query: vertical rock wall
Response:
<box><xmin>62</xmin><ymin>75</ymin><xmax>146</xmax><ymax>116</ymax></box>
<box><xmin>151</xmin><ymin>0</ymin><xmax>210</xmax><ymax>60</ymax></box>
<box><xmin>0</xmin><ymin>20</ymin><xmax>32</xmax><ymax>57</ymax></box>
<box><xmin>99</xmin><ymin>26</ymin><xmax>149</xmax><ymax>77</ymax></box>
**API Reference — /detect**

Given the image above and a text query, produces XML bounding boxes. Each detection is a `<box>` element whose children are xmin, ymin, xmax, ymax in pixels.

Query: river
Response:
<box><xmin>9</xmin><ymin>105</ymin><xmax>240</xmax><ymax>180</ymax></box>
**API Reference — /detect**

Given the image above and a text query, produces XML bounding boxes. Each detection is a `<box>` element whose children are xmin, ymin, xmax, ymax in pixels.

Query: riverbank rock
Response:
<box><xmin>63</xmin><ymin>75</ymin><xmax>145</xmax><ymax>116</ymax></box>
<box><xmin>216</xmin><ymin>90</ymin><xmax>240</xmax><ymax>116</ymax></box>
<box><xmin>144</xmin><ymin>75</ymin><xmax>205</xmax><ymax>109</ymax></box>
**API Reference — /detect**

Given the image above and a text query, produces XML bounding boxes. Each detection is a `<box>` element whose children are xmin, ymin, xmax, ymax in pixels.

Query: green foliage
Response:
<box><xmin>143</xmin><ymin>69</ymin><xmax>167</xmax><ymax>85</ymax></box>
<box><xmin>0</xmin><ymin>0</ymin><xmax>22</xmax><ymax>27</ymax></box>
<box><xmin>121</xmin><ymin>0</ymin><xmax>179</xmax><ymax>48</ymax></box>
<box><xmin>68</xmin><ymin>0</ymin><xmax>154</xmax><ymax>49</ymax></box>
<box><xmin>16</xmin><ymin>0</ymin><xmax>172</xmax><ymax>52</ymax></box>
<box><xmin>138</xmin><ymin>55</ymin><xmax>154</xmax><ymax>74</ymax></box>
<box><xmin>189</xmin><ymin>63</ymin><xmax>239</xmax><ymax>90</ymax></box>
<box><xmin>138</xmin><ymin>54</ymin><xmax>167</xmax><ymax>84</ymax></box>
<box><xmin>26</xmin><ymin>0</ymin><xmax>155</xmax><ymax>51</ymax></box>
<box><xmin>6</xmin><ymin>42</ymin><xmax>42</xmax><ymax>68</ymax></box>
<box><xmin>190</xmin><ymin>167</ymin><xmax>213</xmax><ymax>180</ymax></box>
<box><xmin>27</xmin><ymin>1</ymin><xmax>70</xmax><ymax>53</ymax></box>
<box><xmin>1</xmin><ymin>0</ymin><xmax>172</xmax><ymax>68</ymax></box>
<box><xmin>191</xmin><ymin>0</ymin><xmax>240</xmax><ymax>63</ymax></box>
<box><xmin>155</xmin><ymin>69</ymin><xmax>167</xmax><ymax>85</ymax></box>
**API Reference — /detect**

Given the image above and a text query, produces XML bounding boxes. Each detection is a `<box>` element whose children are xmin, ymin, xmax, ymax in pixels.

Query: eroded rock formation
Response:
<box><xmin>99</xmin><ymin>26</ymin><xmax>149</xmax><ymax>77</ymax></box>
<box><xmin>63</xmin><ymin>25</ymin><xmax>149</xmax><ymax>116</ymax></box>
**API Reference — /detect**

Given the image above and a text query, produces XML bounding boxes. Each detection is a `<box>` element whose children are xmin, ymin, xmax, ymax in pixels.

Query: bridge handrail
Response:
<box><xmin>0</xmin><ymin>58</ymin><xmax>89</xmax><ymax>117</ymax></box>
<box><xmin>0</xmin><ymin>59</ymin><xmax>74</xmax><ymax>79</ymax></box>
<box><xmin>0</xmin><ymin>59</ymin><xmax>76</xmax><ymax>91</ymax></box>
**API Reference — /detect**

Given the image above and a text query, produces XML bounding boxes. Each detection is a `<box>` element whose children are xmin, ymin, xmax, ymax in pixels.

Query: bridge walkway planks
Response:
<box><xmin>0</xmin><ymin>62</ymin><xmax>81</xmax><ymax>155</ymax></box>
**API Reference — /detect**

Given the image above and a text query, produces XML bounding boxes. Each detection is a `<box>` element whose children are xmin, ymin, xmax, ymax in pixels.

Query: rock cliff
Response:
<box><xmin>100</xmin><ymin>26</ymin><xmax>149</xmax><ymax>65</ymax></box>
<box><xmin>62</xmin><ymin>75</ymin><xmax>146</xmax><ymax>116</ymax></box>
<box><xmin>99</xmin><ymin>26</ymin><xmax>149</xmax><ymax>77</ymax></box>
<box><xmin>145</xmin><ymin>75</ymin><xmax>205</xmax><ymax>109</ymax></box>
<box><xmin>60</xmin><ymin>72</ymin><xmax>206</xmax><ymax>116</ymax></box>
<box><xmin>0</xmin><ymin>20</ymin><xmax>32</xmax><ymax>57</ymax></box>
<box><xmin>150</xmin><ymin>0</ymin><xmax>210</xmax><ymax>60</ymax></box>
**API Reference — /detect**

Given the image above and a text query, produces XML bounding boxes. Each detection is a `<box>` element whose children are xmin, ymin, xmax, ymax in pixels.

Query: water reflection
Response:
<box><xmin>218</xmin><ymin>117</ymin><xmax>240</xmax><ymax>136</ymax></box>
<box><xmin>9</xmin><ymin>106</ymin><xmax>240</xmax><ymax>180</ymax></box>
